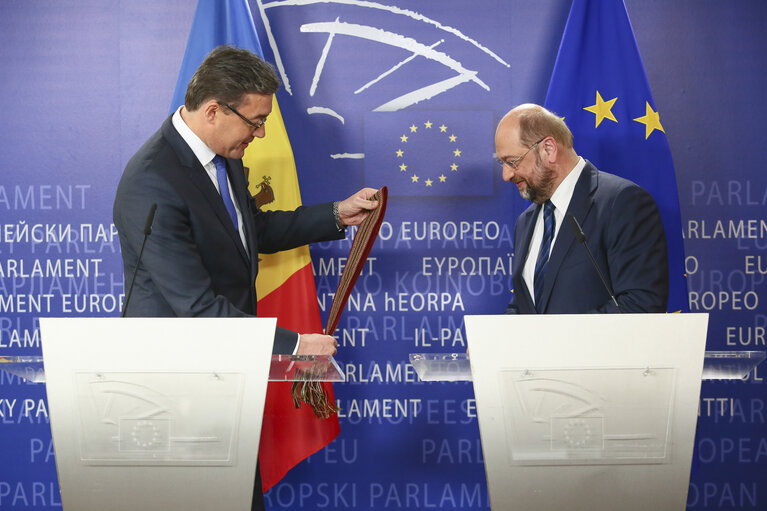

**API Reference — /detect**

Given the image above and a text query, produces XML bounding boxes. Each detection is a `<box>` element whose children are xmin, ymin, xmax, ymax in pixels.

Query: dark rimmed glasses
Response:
<box><xmin>217</xmin><ymin>101</ymin><xmax>267</xmax><ymax>131</ymax></box>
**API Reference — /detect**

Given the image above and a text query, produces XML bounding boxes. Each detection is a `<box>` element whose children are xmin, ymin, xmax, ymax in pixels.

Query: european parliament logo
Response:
<box><xmin>364</xmin><ymin>110</ymin><xmax>493</xmax><ymax>196</ymax></box>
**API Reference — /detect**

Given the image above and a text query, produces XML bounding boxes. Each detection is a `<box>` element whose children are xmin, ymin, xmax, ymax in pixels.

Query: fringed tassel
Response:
<box><xmin>291</xmin><ymin>373</ymin><xmax>340</xmax><ymax>419</ymax></box>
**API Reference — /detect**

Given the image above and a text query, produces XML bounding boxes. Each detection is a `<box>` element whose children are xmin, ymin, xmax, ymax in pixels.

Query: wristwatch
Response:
<box><xmin>332</xmin><ymin>201</ymin><xmax>343</xmax><ymax>229</ymax></box>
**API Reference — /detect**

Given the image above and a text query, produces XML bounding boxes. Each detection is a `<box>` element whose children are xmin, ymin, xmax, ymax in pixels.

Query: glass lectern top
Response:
<box><xmin>702</xmin><ymin>350</ymin><xmax>765</xmax><ymax>380</ymax></box>
<box><xmin>408</xmin><ymin>351</ymin><xmax>765</xmax><ymax>382</ymax></box>
<box><xmin>0</xmin><ymin>356</ymin><xmax>45</xmax><ymax>383</ymax></box>
<box><xmin>409</xmin><ymin>353</ymin><xmax>472</xmax><ymax>381</ymax></box>
<box><xmin>268</xmin><ymin>354</ymin><xmax>345</xmax><ymax>382</ymax></box>
<box><xmin>0</xmin><ymin>355</ymin><xmax>345</xmax><ymax>383</ymax></box>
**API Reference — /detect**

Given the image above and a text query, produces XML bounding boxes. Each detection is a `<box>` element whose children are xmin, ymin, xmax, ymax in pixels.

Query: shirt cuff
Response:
<box><xmin>292</xmin><ymin>333</ymin><xmax>301</xmax><ymax>355</ymax></box>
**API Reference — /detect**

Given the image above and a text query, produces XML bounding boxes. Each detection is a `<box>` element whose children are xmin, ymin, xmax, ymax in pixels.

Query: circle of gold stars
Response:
<box><xmin>394</xmin><ymin>120</ymin><xmax>460</xmax><ymax>187</ymax></box>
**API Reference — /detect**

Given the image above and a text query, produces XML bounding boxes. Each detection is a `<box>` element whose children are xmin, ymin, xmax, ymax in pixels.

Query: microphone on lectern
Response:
<box><xmin>566</xmin><ymin>213</ymin><xmax>622</xmax><ymax>313</ymax></box>
<box><xmin>122</xmin><ymin>203</ymin><xmax>157</xmax><ymax>317</ymax></box>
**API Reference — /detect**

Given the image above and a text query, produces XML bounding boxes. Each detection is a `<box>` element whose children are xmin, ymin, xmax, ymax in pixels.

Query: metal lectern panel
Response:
<box><xmin>74</xmin><ymin>372</ymin><xmax>244</xmax><ymax>466</ymax></box>
<box><xmin>499</xmin><ymin>367</ymin><xmax>675</xmax><ymax>465</ymax></box>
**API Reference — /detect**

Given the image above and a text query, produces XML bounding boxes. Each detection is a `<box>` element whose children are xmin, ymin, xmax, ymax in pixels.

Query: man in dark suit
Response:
<box><xmin>114</xmin><ymin>46</ymin><xmax>378</xmax><ymax>510</ymax></box>
<box><xmin>113</xmin><ymin>45</ymin><xmax>378</xmax><ymax>354</ymax></box>
<box><xmin>496</xmin><ymin>104</ymin><xmax>668</xmax><ymax>314</ymax></box>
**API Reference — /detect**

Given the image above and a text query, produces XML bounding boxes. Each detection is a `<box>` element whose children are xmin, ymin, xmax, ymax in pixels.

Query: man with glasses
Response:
<box><xmin>114</xmin><ymin>45</ymin><xmax>378</xmax><ymax>353</ymax></box>
<box><xmin>496</xmin><ymin>103</ymin><xmax>668</xmax><ymax>314</ymax></box>
<box><xmin>115</xmin><ymin>47</ymin><xmax>378</xmax><ymax>509</ymax></box>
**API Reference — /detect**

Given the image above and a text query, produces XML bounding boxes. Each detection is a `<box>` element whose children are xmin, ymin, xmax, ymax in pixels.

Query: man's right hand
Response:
<box><xmin>297</xmin><ymin>333</ymin><xmax>338</xmax><ymax>356</ymax></box>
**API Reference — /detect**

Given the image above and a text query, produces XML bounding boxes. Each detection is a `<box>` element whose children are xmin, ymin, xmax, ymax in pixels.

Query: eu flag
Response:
<box><xmin>544</xmin><ymin>0</ymin><xmax>688</xmax><ymax>312</ymax></box>
<box><xmin>364</xmin><ymin>110</ymin><xmax>494</xmax><ymax>197</ymax></box>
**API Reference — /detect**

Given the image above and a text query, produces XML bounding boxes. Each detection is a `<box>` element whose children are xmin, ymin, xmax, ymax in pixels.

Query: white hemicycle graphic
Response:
<box><xmin>254</xmin><ymin>0</ymin><xmax>510</xmax><ymax>159</ymax></box>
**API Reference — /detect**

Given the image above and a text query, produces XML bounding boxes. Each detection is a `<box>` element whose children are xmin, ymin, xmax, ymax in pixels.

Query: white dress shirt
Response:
<box><xmin>522</xmin><ymin>156</ymin><xmax>586</xmax><ymax>304</ymax></box>
<box><xmin>171</xmin><ymin>107</ymin><xmax>247</xmax><ymax>251</ymax></box>
<box><xmin>172</xmin><ymin>108</ymin><xmax>303</xmax><ymax>351</ymax></box>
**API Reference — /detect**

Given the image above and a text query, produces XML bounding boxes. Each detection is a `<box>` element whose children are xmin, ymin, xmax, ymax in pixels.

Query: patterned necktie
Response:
<box><xmin>213</xmin><ymin>155</ymin><xmax>239</xmax><ymax>231</ymax></box>
<box><xmin>533</xmin><ymin>200</ymin><xmax>556</xmax><ymax>310</ymax></box>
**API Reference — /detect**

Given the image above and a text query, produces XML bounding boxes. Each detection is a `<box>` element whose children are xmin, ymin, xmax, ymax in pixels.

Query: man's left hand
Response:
<box><xmin>337</xmin><ymin>188</ymin><xmax>379</xmax><ymax>227</ymax></box>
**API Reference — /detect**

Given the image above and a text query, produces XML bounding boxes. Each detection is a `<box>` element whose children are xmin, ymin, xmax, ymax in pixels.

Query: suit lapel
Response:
<box><xmin>514</xmin><ymin>205</ymin><xmax>539</xmax><ymax>311</ymax></box>
<box><xmin>161</xmin><ymin>118</ymin><xmax>250</xmax><ymax>265</ymax></box>
<box><xmin>225</xmin><ymin>157</ymin><xmax>259</xmax><ymax>267</ymax></box>
<box><xmin>536</xmin><ymin>161</ymin><xmax>599</xmax><ymax>312</ymax></box>
<box><xmin>225</xmin><ymin>158</ymin><xmax>260</xmax><ymax>308</ymax></box>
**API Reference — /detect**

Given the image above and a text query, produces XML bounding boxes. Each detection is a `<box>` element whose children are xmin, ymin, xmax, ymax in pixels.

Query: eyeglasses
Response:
<box><xmin>217</xmin><ymin>101</ymin><xmax>267</xmax><ymax>131</ymax></box>
<box><xmin>496</xmin><ymin>138</ymin><xmax>545</xmax><ymax>170</ymax></box>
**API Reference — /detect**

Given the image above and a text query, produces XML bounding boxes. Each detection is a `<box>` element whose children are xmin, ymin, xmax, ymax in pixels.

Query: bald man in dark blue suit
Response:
<box><xmin>496</xmin><ymin>104</ymin><xmax>668</xmax><ymax>314</ymax></box>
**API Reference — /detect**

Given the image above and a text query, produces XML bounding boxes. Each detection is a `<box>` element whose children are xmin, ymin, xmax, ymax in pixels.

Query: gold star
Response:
<box><xmin>439</xmin><ymin>174</ymin><xmax>447</xmax><ymax>182</ymax></box>
<box><xmin>399</xmin><ymin>163</ymin><xmax>407</xmax><ymax>171</ymax></box>
<box><xmin>425</xmin><ymin>179</ymin><xmax>433</xmax><ymax>187</ymax></box>
<box><xmin>411</xmin><ymin>174</ymin><xmax>419</xmax><ymax>183</ymax></box>
<box><xmin>449</xmin><ymin>134</ymin><xmax>457</xmax><ymax>142</ymax></box>
<box><xmin>439</xmin><ymin>124</ymin><xmax>447</xmax><ymax>132</ymax></box>
<box><xmin>409</xmin><ymin>124</ymin><xmax>418</xmax><ymax>133</ymax></box>
<box><xmin>396</xmin><ymin>149</ymin><xmax>404</xmax><ymax>157</ymax></box>
<box><xmin>450</xmin><ymin>163</ymin><xmax>458</xmax><ymax>171</ymax></box>
<box><xmin>633</xmin><ymin>101</ymin><xmax>665</xmax><ymax>139</ymax></box>
<box><xmin>583</xmin><ymin>90</ymin><xmax>618</xmax><ymax>128</ymax></box>
<box><xmin>400</xmin><ymin>134</ymin><xmax>408</xmax><ymax>142</ymax></box>
<box><xmin>424</xmin><ymin>121</ymin><xmax>432</xmax><ymax>128</ymax></box>
<box><xmin>453</xmin><ymin>149</ymin><xmax>462</xmax><ymax>157</ymax></box>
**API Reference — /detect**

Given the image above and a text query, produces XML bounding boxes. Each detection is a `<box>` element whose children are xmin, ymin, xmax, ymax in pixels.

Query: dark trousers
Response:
<box><xmin>251</xmin><ymin>461</ymin><xmax>265</xmax><ymax>511</ymax></box>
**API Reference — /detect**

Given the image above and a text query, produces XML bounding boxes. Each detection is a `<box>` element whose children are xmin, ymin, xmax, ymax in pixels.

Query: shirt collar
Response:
<box><xmin>548</xmin><ymin>156</ymin><xmax>586</xmax><ymax>213</ymax></box>
<box><xmin>171</xmin><ymin>106</ymin><xmax>217</xmax><ymax>167</ymax></box>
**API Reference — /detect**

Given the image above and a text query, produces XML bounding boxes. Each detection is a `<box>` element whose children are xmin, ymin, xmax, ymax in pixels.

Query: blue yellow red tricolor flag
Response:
<box><xmin>544</xmin><ymin>0</ymin><xmax>688</xmax><ymax>313</ymax></box>
<box><xmin>170</xmin><ymin>0</ymin><xmax>339</xmax><ymax>491</ymax></box>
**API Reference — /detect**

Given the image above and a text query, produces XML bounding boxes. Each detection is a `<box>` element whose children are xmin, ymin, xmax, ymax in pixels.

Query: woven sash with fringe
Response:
<box><xmin>291</xmin><ymin>186</ymin><xmax>388</xmax><ymax>418</ymax></box>
<box><xmin>325</xmin><ymin>186</ymin><xmax>388</xmax><ymax>335</ymax></box>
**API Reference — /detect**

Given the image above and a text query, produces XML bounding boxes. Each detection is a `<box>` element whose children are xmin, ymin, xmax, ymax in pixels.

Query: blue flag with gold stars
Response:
<box><xmin>364</xmin><ymin>111</ymin><xmax>494</xmax><ymax>197</ymax></box>
<box><xmin>544</xmin><ymin>0</ymin><xmax>688</xmax><ymax>313</ymax></box>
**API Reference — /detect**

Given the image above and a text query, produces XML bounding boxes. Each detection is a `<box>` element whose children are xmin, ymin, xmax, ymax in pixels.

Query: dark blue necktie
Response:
<box><xmin>533</xmin><ymin>200</ymin><xmax>556</xmax><ymax>310</ymax></box>
<box><xmin>213</xmin><ymin>155</ymin><xmax>239</xmax><ymax>231</ymax></box>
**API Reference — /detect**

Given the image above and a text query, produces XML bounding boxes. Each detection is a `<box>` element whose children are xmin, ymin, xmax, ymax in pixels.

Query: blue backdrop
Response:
<box><xmin>1</xmin><ymin>1</ymin><xmax>765</xmax><ymax>509</ymax></box>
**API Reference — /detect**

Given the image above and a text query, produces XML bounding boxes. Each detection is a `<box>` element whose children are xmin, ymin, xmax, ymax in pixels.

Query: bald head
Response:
<box><xmin>497</xmin><ymin>104</ymin><xmax>574</xmax><ymax>149</ymax></box>
<box><xmin>495</xmin><ymin>103</ymin><xmax>580</xmax><ymax>203</ymax></box>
